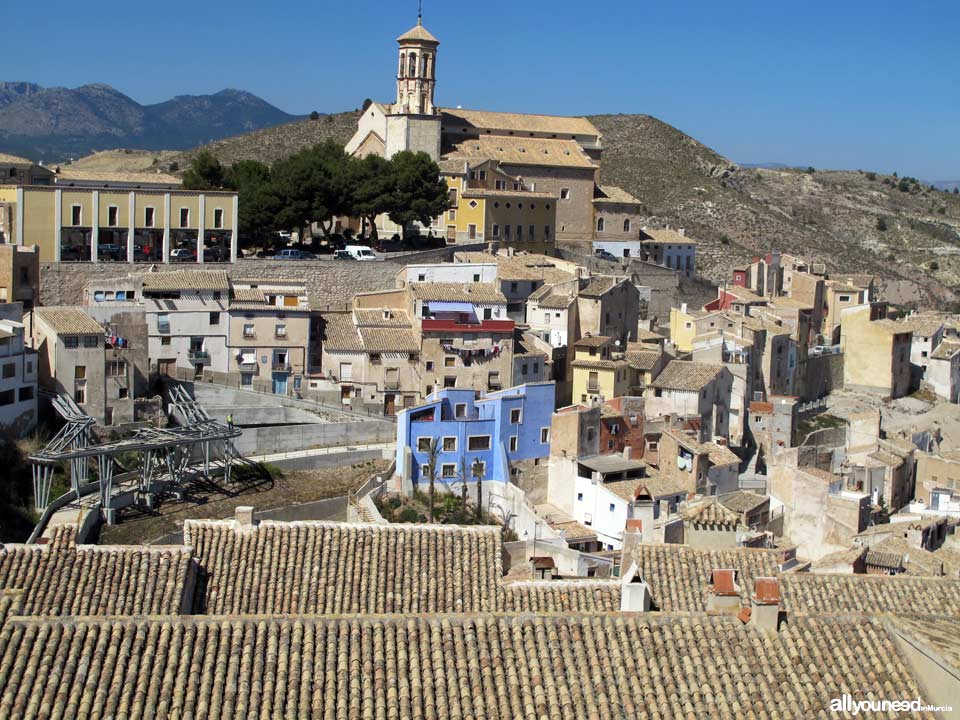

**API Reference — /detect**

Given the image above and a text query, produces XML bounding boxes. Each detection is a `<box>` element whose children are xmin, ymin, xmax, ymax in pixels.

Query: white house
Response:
<box><xmin>396</xmin><ymin>262</ymin><xmax>498</xmax><ymax>287</ymax></box>
<box><xmin>525</xmin><ymin>282</ymin><xmax>578</xmax><ymax>348</ymax></box>
<box><xmin>0</xmin><ymin>306</ymin><xmax>37</xmax><ymax>436</ymax></box>
<box><xmin>927</xmin><ymin>340</ymin><xmax>960</xmax><ymax>403</ymax></box>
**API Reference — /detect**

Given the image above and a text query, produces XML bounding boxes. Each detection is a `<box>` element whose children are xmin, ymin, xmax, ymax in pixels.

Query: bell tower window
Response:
<box><xmin>408</xmin><ymin>53</ymin><xmax>417</xmax><ymax>77</ymax></box>
<box><xmin>399</xmin><ymin>53</ymin><xmax>405</xmax><ymax>76</ymax></box>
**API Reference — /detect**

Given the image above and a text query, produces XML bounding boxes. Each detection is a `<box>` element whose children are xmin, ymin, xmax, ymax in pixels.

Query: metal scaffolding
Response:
<box><xmin>29</xmin><ymin>386</ymin><xmax>244</xmax><ymax>523</ymax></box>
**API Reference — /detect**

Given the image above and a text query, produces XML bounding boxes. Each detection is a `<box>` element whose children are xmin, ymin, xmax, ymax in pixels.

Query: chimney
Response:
<box><xmin>706</xmin><ymin>568</ymin><xmax>742</xmax><ymax>613</ymax></box>
<box><xmin>680</xmin><ymin>303</ymin><xmax>688</xmax><ymax>314</ymax></box>
<box><xmin>235</xmin><ymin>505</ymin><xmax>256</xmax><ymax>528</ymax></box>
<box><xmin>619</xmin><ymin>561</ymin><xmax>652</xmax><ymax>611</ymax></box>
<box><xmin>678</xmin><ymin>228</ymin><xmax>686</xmax><ymax>237</ymax></box>
<box><xmin>622</xmin><ymin>446</ymin><xmax>631</xmax><ymax>459</ymax></box>
<box><xmin>659</xmin><ymin>499</ymin><xmax>670</xmax><ymax>518</ymax></box>
<box><xmin>749</xmin><ymin>577</ymin><xmax>783</xmax><ymax>632</ymax></box>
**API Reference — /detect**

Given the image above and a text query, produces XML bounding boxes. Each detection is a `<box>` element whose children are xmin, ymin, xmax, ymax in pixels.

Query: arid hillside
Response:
<box><xmin>72</xmin><ymin>110</ymin><xmax>960</xmax><ymax>309</ymax></box>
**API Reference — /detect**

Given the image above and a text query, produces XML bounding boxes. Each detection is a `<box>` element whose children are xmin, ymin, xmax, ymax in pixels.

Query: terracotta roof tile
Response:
<box><xmin>34</xmin><ymin>307</ymin><xmax>103</xmax><ymax>336</ymax></box>
<box><xmin>651</xmin><ymin>360</ymin><xmax>725</xmax><ymax>391</ymax></box>
<box><xmin>410</xmin><ymin>282</ymin><xmax>507</xmax><ymax>303</ymax></box>
<box><xmin>443</xmin><ymin>134</ymin><xmax>596</xmax><ymax>169</ymax></box>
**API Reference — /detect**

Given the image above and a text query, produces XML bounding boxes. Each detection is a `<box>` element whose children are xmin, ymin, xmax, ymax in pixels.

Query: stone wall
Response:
<box><xmin>39</xmin><ymin>244</ymin><xmax>490</xmax><ymax>309</ymax></box>
<box><xmin>802</xmin><ymin>353</ymin><xmax>844</xmax><ymax>401</ymax></box>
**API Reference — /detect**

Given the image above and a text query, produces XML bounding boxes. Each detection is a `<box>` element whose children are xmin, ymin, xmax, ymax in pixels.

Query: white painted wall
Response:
<box><xmin>401</xmin><ymin>263</ymin><xmax>498</xmax><ymax>285</ymax></box>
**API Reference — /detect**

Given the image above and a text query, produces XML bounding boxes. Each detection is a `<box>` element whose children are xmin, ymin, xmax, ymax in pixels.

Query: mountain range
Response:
<box><xmin>0</xmin><ymin>82</ymin><xmax>299</xmax><ymax>161</ymax></box>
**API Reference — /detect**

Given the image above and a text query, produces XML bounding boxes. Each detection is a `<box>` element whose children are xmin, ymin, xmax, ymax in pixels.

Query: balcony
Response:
<box><xmin>272</xmin><ymin>362</ymin><xmax>292</xmax><ymax>373</ymax></box>
<box><xmin>587</xmin><ymin>382</ymin><xmax>600</xmax><ymax>393</ymax></box>
<box><xmin>188</xmin><ymin>350</ymin><xmax>210</xmax><ymax>362</ymax></box>
<box><xmin>243</xmin><ymin>330</ymin><xmax>256</xmax><ymax>339</ymax></box>
<box><xmin>421</xmin><ymin>319</ymin><xmax>514</xmax><ymax>334</ymax></box>
<box><xmin>238</xmin><ymin>360</ymin><xmax>258</xmax><ymax>372</ymax></box>
<box><xmin>275</xmin><ymin>329</ymin><xmax>288</xmax><ymax>338</ymax></box>
<box><xmin>385</xmin><ymin>380</ymin><xmax>401</xmax><ymax>391</ymax></box>
<box><xmin>157</xmin><ymin>323</ymin><xmax>171</xmax><ymax>335</ymax></box>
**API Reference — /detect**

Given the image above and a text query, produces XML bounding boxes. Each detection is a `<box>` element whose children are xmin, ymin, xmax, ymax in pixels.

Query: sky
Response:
<box><xmin>6</xmin><ymin>0</ymin><xmax>959</xmax><ymax>179</ymax></box>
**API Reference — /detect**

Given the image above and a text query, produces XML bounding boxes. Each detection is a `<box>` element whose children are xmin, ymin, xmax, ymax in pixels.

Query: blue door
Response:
<box><xmin>272</xmin><ymin>372</ymin><xmax>287</xmax><ymax>395</ymax></box>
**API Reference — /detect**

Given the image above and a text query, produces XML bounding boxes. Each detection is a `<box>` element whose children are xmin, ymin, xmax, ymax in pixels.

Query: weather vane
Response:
<box><xmin>418</xmin><ymin>0</ymin><xmax>423</xmax><ymax>22</ymax></box>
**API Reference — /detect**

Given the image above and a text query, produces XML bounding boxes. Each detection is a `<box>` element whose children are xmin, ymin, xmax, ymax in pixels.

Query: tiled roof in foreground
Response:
<box><xmin>0</xmin><ymin>527</ymin><xmax>193</xmax><ymax>616</ymax></box>
<box><xmin>185</xmin><ymin>519</ymin><xmax>503</xmax><ymax>614</ymax></box>
<box><xmin>625</xmin><ymin>543</ymin><xmax>782</xmax><ymax>611</ymax></box>
<box><xmin>781</xmin><ymin>573</ymin><xmax>960</xmax><ymax>616</ymax></box>
<box><xmin>0</xmin><ymin>613</ymin><xmax>930</xmax><ymax>719</ymax></box>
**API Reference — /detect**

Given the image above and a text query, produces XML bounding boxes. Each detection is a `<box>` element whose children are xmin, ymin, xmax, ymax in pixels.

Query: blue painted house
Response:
<box><xmin>396</xmin><ymin>382</ymin><xmax>555</xmax><ymax>486</ymax></box>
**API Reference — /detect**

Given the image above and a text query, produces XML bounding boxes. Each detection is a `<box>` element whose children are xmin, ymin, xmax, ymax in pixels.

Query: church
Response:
<box><xmin>345</xmin><ymin>15</ymin><xmax>645</xmax><ymax>245</ymax></box>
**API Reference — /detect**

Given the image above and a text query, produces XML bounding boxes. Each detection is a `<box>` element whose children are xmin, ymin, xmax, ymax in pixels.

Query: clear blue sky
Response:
<box><xmin>7</xmin><ymin>0</ymin><xmax>959</xmax><ymax>179</ymax></box>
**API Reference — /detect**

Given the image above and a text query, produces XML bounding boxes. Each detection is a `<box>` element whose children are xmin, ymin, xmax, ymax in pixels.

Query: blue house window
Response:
<box><xmin>577</xmin><ymin>493</ymin><xmax>583</xmax><ymax>502</ymax></box>
<box><xmin>609</xmin><ymin>503</ymin><xmax>616</xmax><ymax>513</ymax></box>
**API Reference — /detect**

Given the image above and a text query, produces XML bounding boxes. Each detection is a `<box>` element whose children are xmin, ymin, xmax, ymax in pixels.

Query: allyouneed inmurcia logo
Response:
<box><xmin>830</xmin><ymin>695</ymin><xmax>953</xmax><ymax>715</ymax></box>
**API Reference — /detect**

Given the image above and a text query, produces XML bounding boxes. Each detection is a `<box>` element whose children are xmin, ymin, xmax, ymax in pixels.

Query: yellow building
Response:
<box><xmin>669</xmin><ymin>305</ymin><xmax>705</xmax><ymax>354</ymax></box>
<box><xmin>840</xmin><ymin>303</ymin><xmax>912</xmax><ymax>398</ymax></box>
<box><xmin>432</xmin><ymin>160</ymin><xmax>558</xmax><ymax>244</ymax></box>
<box><xmin>0</xmin><ymin>174</ymin><xmax>238</xmax><ymax>264</ymax></box>
<box><xmin>570</xmin><ymin>335</ymin><xmax>632</xmax><ymax>403</ymax></box>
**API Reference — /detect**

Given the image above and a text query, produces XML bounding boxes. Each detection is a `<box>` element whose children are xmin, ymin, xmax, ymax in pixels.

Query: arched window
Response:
<box><xmin>422</xmin><ymin>54</ymin><xmax>429</xmax><ymax>77</ymax></box>
<box><xmin>623</xmin><ymin>219</ymin><xmax>631</xmax><ymax>233</ymax></box>
<box><xmin>419</xmin><ymin>94</ymin><xmax>427</xmax><ymax>114</ymax></box>
<box><xmin>408</xmin><ymin>53</ymin><xmax>417</xmax><ymax>77</ymax></box>
<box><xmin>399</xmin><ymin>53</ymin><xmax>405</xmax><ymax>76</ymax></box>
<box><xmin>407</xmin><ymin>93</ymin><xmax>416</xmax><ymax>112</ymax></box>
<box><xmin>597</xmin><ymin>217</ymin><xmax>605</xmax><ymax>232</ymax></box>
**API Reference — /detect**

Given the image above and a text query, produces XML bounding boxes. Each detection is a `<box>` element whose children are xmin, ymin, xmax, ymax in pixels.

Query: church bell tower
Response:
<box><xmin>385</xmin><ymin>11</ymin><xmax>442</xmax><ymax>160</ymax></box>
<box><xmin>394</xmin><ymin>16</ymin><xmax>439</xmax><ymax>116</ymax></box>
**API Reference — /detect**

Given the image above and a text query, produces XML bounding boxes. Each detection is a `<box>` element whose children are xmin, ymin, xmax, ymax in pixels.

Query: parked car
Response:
<box><xmin>98</xmin><ymin>243</ymin><xmax>124</xmax><ymax>261</ymax></box>
<box><xmin>336</xmin><ymin>245</ymin><xmax>377</xmax><ymax>261</ymax></box>
<box><xmin>60</xmin><ymin>245</ymin><xmax>86</xmax><ymax>261</ymax></box>
<box><xmin>595</xmin><ymin>250</ymin><xmax>619</xmax><ymax>262</ymax></box>
<box><xmin>271</xmin><ymin>248</ymin><xmax>315</xmax><ymax>260</ymax></box>
<box><xmin>170</xmin><ymin>248</ymin><xmax>194</xmax><ymax>262</ymax></box>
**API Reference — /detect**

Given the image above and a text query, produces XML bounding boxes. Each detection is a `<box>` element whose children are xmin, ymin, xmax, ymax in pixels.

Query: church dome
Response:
<box><xmin>397</xmin><ymin>19</ymin><xmax>439</xmax><ymax>45</ymax></box>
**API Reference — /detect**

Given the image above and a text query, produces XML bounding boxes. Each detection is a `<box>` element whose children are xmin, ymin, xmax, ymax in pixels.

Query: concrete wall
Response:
<box><xmin>231</xmin><ymin>421</ymin><xmax>395</xmax><ymax>456</ymax></box>
<box><xmin>802</xmin><ymin>352</ymin><xmax>844</xmax><ymax>400</ymax></box>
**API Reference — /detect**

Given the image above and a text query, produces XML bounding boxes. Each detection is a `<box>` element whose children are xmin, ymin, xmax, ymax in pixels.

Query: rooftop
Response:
<box><xmin>34</xmin><ymin>306</ymin><xmax>103</xmax><ymax>336</ymax></box>
<box><xmin>410</xmin><ymin>282</ymin><xmax>507</xmax><ymax>304</ymax></box>
<box><xmin>440</xmin><ymin>107</ymin><xmax>600</xmax><ymax>137</ymax></box>
<box><xmin>141</xmin><ymin>270</ymin><xmax>231</xmax><ymax>292</ymax></box>
<box><xmin>593</xmin><ymin>185</ymin><xmax>642</xmax><ymax>205</ymax></box>
<box><xmin>651</xmin><ymin>360</ymin><xmax>725</xmax><ymax>391</ymax></box>
<box><xmin>397</xmin><ymin>19</ymin><xmax>439</xmax><ymax>43</ymax></box>
<box><xmin>443</xmin><ymin>135</ymin><xmax>596</xmax><ymax>169</ymax></box>
<box><xmin>640</xmin><ymin>227</ymin><xmax>698</xmax><ymax>245</ymax></box>
<box><xmin>681</xmin><ymin>498</ymin><xmax>744</xmax><ymax>527</ymax></box>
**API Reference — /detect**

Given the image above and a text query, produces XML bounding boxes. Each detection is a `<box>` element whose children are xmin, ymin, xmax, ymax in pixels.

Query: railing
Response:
<box><xmin>238</xmin><ymin>361</ymin><xmax>258</xmax><ymax>372</ymax></box>
<box><xmin>188</xmin><ymin>350</ymin><xmax>210</xmax><ymax>362</ymax></box>
<box><xmin>272</xmin><ymin>363</ymin><xmax>292</xmax><ymax>373</ymax></box>
<box><xmin>275</xmin><ymin>330</ymin><xmax>288</xmax><ymax>338</ymax></box>
<box><xmin>243</xmin><ymin>330</ymin><xmax>256</xmax><ymax>338</ymax></box>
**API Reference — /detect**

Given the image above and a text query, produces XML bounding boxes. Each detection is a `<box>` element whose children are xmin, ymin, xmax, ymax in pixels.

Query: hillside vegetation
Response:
<box><xmin>76</xmin><ymin>111</ymin><xmax>960</xmax><ymax>309</ymax></box>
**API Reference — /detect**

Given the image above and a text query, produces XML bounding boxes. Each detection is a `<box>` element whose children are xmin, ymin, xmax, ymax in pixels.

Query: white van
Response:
<box><xmin>336</xmin><ymin>245</ymin><xmax>378</xmax><ymax>261</ymax></box>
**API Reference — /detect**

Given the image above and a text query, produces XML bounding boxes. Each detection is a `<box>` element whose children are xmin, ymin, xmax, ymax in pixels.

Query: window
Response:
<box><xmin>510</xmin><ymin>408</ymin><xmax>522</xmax><ymax>424</ymax></box>
<box><xmin>473</xmin><ymin>274</ymin><xmax>481</xmax><ymax>282</ymax></box>
<box><xmin>513</xmin><ymin>182</ymin><xmax>520</xmax><ymax>191</ymax></box>
<box><xmin>213</xmin><ymin>208</ymin><xmax>224</xmax><ymax>229</ymax></box>
<box><xmin>106</xmin><ymin>360</ymin><xmax>125</xmax><ymax>377</ymax></box>
<box><xmin>839</xmin><ymin>295</ymin><xmax>851</xmax><ymax>302</ymax></box>
<box><xmin>540</xmin><ymin>427</ymin><xmax>550</xmax><ymax>443</ymax></box>
<box><xmin>63</xmin><ymin>335</ymin><xmax>79</xmax><ymax>349</ymax></box>
<box><xmin>1</xmin><ymin>364</ymin><xmax>13</xmax><ymax>379</ymax></box>
<box><xmin>510</xmin><ymin>282</ymin><xmax>518</xmax><ymax>293</ymax></box>
<box><xmin>161</xmin><ymin>336</ymin><xmax>171</xmax><ymax>346</ymax></box>
<box><xmin>560</xmin><ymin>188</ymin><xmax>570</xmax><ymax>200</ymax></box>
<box><xmin>544</xmin><ymin>226</ymin><xmax>551</xmax><ymax>240</ymax></box>
<box><xmin>577</xmin><ymin>492</ymin><xmax>584</xmax><ymax>502</ymax></box>
<box><xmin>18</xmin><ymin>386</ymin><xmax>33</xmax><ymax>402</ymax></box>
<box><xmin>623</xmin><ymin>219</ymin><xmax>631</xmax><ymax>233</ymax></box>
<box><xmin>516</xmin><ymin>225</ymin><xmax>522</xmax><ymax>241</ymax></box>
<box><xmin>468</xmin><ymin>435</ymin><xmax>491</xmax><ymax>451</ymax></box>
<box><xmin>74</xmin><ymin>379</ymin><xmax>87</xmax><ymax>404</ymax></box>
<box><xmin>609</xmin><ymin>503</ymin><xmax>616</xmax><ymax>513</ymax></box>
<box><xmin>441</xmin><ymin>464</ymin><xmax>457</xmax><ymax>479</ymax></box>
<box><xmin>157</xmin><ymin>313</ymin><xmax>170</xmax><ymax>333</ymax></box>
<box><xmin>597</xmin><ymin>217</ymin><xmax>605</xmax><ymax>232</ymax></box>
<box><xmin>417</xmin><ymin>437</ymin><xmax>432</xmax><ymax>452</ymax></box>
<box><xmin>478</xmin><ymin>170</ymin><xmax>487</xmax><ymax>180</ymax></box>
<box><xmin>144</xmin><ymin>207</ymin><xmax>155</xmax><ymax>228</ymax></box>
<box><xmin>243</xmin><ymin>323</ymin><xmax>255</xmax><ymax>338</ymax></box>
<box><xmin>522</xmin><ymin>363</ymin><xmax>529</xmax><ymax>376</ymax></box>
<box><xmin>275</xmin><ymin>323</ymin><xmax>287</xmax><ymax>338</ymax></box>
<box><xmin>420</xmin><ymin>463</ymin><xmax>430</xmax><ymax>477</ymax></box>
<box><xmin>504</xmin><ymin>225</ymin><xmax>511</xmax><ymax>239</ymax></box>
<box><xmin>179</xmin><ymin>208</ymin><xmax>190</xmax><ymax>228</ymax></box>
<box><xmin>444</xmin><ymin>356</ymin><xmax>455</xmax><ymax>367</ymax></box>
<box><xmin>442</xmin><ymin>437</ymin><xmax>457</xmax><ymax>452</ymax></box>
<box><xmin>455</xmin><ymin>403</ymin><xmax>467</xmax><ymax>418</ymax></box>
<box><xmin>448</xmin><ymin>209</ymin><xmax>457</xmax><ymax>221</ymax></box>
<box><xmin>107</xmin><ymin>206</ymin><xmax>119</xmax><ymax>227</ymax></box>
<box><xmin>70</xmin><ymin>205</ymin><xmax>82</xmax><ymax>226</ymax></box>
<box><xmin>425</xmin><ymin>361</ymin><xmax>434</xmax><ymax>371</ymax></box>
<box><xmin>509</xmin><ymin>436</ymin><xmax>518</xmax><ymax>452</ymax></box>
<box><xmin>468</xmin><ymin>223</ymin><xmax>477</xmax><ymax>240</ymax></box>
<box><xmin>0</xmin><ymin>390</ymin><xmax>13</xmax><ymax>406</ymax></box>
<box><xmin>443</xmin><ymin>376</ymin><xmax>456</xmax><ymax>388</ymax></box>
<box><xmin>209</xmin><ymin>312</ymin><xmax>220</xmax><ymax>325</ymax></box>
<box><xmin>529</xmin><ymin>225</ymin><xmax>535</xmax><ymax>239</ymax></box>
<box><xmin>417</xmin><ymin>273</ymin><xmax>426</xmax><ymax>282</ymax></box>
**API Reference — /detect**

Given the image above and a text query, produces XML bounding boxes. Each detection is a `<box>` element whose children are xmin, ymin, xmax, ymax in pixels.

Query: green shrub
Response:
<box><xmin>876</xmin><ymin>217</ymin><xmax>888</xmax><ymax>232</ymax></box>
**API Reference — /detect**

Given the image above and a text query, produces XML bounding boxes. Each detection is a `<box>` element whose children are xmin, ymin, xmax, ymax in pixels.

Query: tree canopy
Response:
<box><xmin>179</xmin><ymin>144</ymin><xmax>450</xmax><ymax>246</ymax></box>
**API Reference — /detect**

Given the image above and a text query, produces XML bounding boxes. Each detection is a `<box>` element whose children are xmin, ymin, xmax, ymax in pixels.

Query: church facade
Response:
<box><xmin>345</xmin><ymin>17</ymin><xmax>644</xmax><ymax>244</ymax></box>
